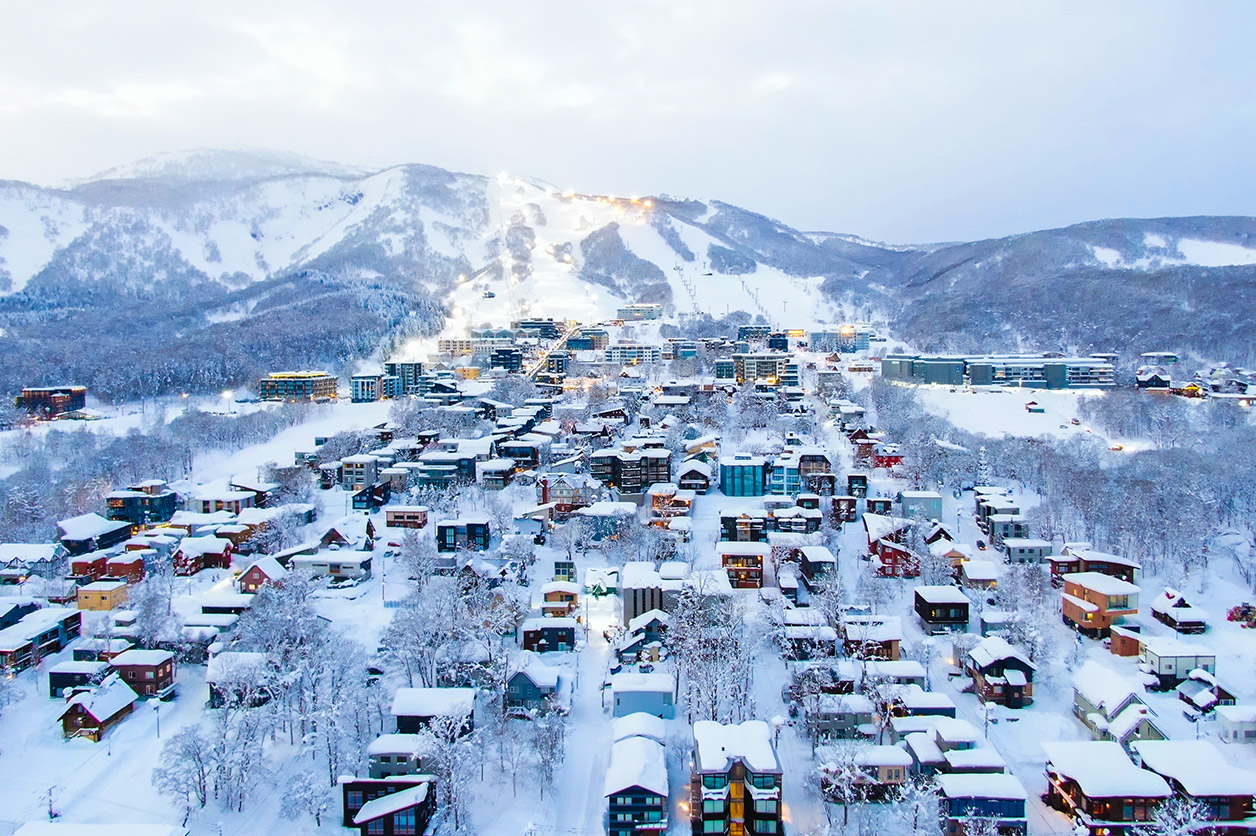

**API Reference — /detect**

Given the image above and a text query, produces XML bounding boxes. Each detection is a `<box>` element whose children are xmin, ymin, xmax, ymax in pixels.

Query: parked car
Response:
<box><xmin>976</xmin><ymin>539</ymin><xmax>987</xmax><ymax>550</ymax></box>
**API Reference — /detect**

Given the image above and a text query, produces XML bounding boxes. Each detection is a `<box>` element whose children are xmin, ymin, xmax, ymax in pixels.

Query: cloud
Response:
<box><xmin>0</xmin><ymin>0</ymin><xmax>1253</xmax><ymax>241</ymax></box>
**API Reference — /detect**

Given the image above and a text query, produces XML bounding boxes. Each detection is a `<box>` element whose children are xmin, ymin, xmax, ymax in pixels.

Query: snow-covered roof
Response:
<box><xmin>1073</xmin><ymin>660</ymin><xmax>1142</xmax><ymax>716</ymax></box>
<box><xmin>79</xmin><ymin>580</ymin><xmax>127</xmax><ymax>592</ymax></box>
<box><xmin>1061</xmin><ymin>572</ymin><xmax>1140</xmax><ymax>596</ymax></box>
<box><xmin>933</xmin><ymin>717</ymin><xmax>981</xmax><ymax>744</ymax></box>
<box><xmin>513</xmin><ymin>663</ymin><xmax>559</xmax><ymax>690</ymax></box>
<box><xmin>575</xmin><ymin>501</ymin><xmax>637</xmax><ymax>517</ymax></box>
<box><xmin>715</xmin><ymin>542</ymin><xmax>771</xmax><ymax>557</ymax></box>
<box><xmin>0</xmin><ymin>543</ymin><xmax>58</xmax><ymax>563</ymax></box>
<box><xmin>961</xmin><ymin>560</ymin><xmax>1002</xmax><ymax>581</ymax></box>
<box><xmin>611</xmin><ymin>672</ymin><xmax>675</xmax><ymax>694</ymax></box>
<box><xmin>945</xmin><ymin>747</ymin><xmax>1006</xmax><ymax>771</ymax></box>
<box><xmin>48</xmin><ymin>660</ymin><xmax>109</xmax><ymax>675</ymax></box>
<box><xmin>862</xmin><ymin>513</ymin><xmax>911</xmax><ymax>542</ymax></box>
<box><xmin>59</xmin><ymin>675</ymin><xmax>136</xmax><ymax>722</ymax></box>
<box><xmin>899</xmin><ymin>684</ymin><xmax>957</xmax><ymax>711</ymax></box>
<box><xmin>658</xmin><ymin>561</ymin><xmax>688</xmax><ymax>581</ymax></box>
<box><xmin>1068</xmin><ymin>548</ymin><xmax>1140</xmax><ymax>569</ymax></box>
<box><xmin>391</xmin><ymin>687</ymin><xmax>475</xmax><ymax>718</ymax></box>
<box><xmin>604</xmin><ymin>735</ymin><xmax>669</xmax><ymax>797</ymax></box>
<box><xmin>56</xmin><ymin>513</ymin><xmax>127</xmax><ymax>541</ymax></box>
<box><xmin>1107</xmin><ymin>704</ymin><xmax>1156</xmax><ymax>741</ymax></box>
<box><xmin>678</xmin><ymin>459</ymin><xmax>712</xmax><ymax>477</ymax></box>
<box><xmin>540</xmin><ymin>581</ymin><xmax>581</xmax><ymax>596</ymax></box>
<box><xmin>693</xmin><ymin>720</ymin><xmax>779</xmax><ymax>773</ymax></box>
<box><xmin>367</xmin><ymin>733</ymin><xmax>432</xmax><ymax>757</ymax></box>
<box><xmin>521</xmin><ymin>616</ymin><xmax>577</xmax><ymax>631</ymax></box>
<box><xmin>1043</xmin><ymin>741</ymin><xmax>1170</xmax><ymax>799</ymax></box>
<box><xmin>1001</xmin><ymin>537</ymin><xmax>1053</xmax><ymax>550</ymax></box>
<box><xmin>628</xmin><ymin>609</ymin><xmax>669</xmax><ymax>632</ymax></box>
<box><xmin>176</xmin><ymin>536</ymin><xmax>231</xmax><ymax>557</ymax></box>
<box><xmin>612</xmin><ymin>712</ymin><xmax>666</xmax><ymax>744</ymax></box>
<box><xmin>798</xmin><ymin>545</ymin><xmax>836</xmax><ymax>564</ymax></box>
<box><xmin>621</xmin><ymin>562</ymin><xmax>662</xmax><ymax>589</ymax></box>
<box><xmin>855</xmin><ymin>746</ymin><xmax>913</xmax><ymax>768</ymax></box>
<box><xmin>109</xmin><ymin>649</ymin><xmax>173</xmax><ymax>667</ymax></box>
<box><xmin>1217</xmin><ymin>705</ymin><xmax>1256</xmax><ymax>725</ymax></box>
<box><xmin>816</xmin><ymin>693</ymin><xmax>874</xmax><ymax>714</ymax></box>
<box><xmin>1149</xmin><ymin>587</ymin><xmax>1206</xmax><ymax>621</ymax></box>
<box><xmin>968</xmin><ymin>636</ymin><xmax>1035</xmax><ymax>671</ymax></box>
<box><xmin>205</xmin><ymin>651</ymin><xmax>269</xmax><ymax>684</ymax></box>
<box><xmin>914</xmin><ymin>585</ymin><xmax>970</xmax><ymax>604</ymax></box>
<box><xmin>353</xmin><ymin>783</ymin><xmax>430</xmax><ymax>825</ymax></box>
<box><xmin>243</xmin><ymin>556</ymin><xmax>288</xmax><ymax>580</ymax></box>
<box><xmin>937</xmin><ymin>772</ymin><xmax>1027</xmax><ymax>801</ymax></box>
<box><xmin>1140</xmin><ymin>636</ymin><xmax>1213</xmax><ymax>660</ymax></box>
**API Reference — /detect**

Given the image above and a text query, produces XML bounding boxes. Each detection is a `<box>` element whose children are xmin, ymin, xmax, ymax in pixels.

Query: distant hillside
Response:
<box><xmin>1</xmin><ymin>149</ymin><xmax>1253</xmax><ymax>399</ymax></box>
<box><xmin>880</xmin><ymin>217</ymin><xmax>1256</xmax><ymax>365</ymax></box>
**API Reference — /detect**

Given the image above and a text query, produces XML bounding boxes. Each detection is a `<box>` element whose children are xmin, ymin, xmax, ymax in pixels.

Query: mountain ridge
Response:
<box><xmin>1</xmin><ymin>149</ymin><xmax>1253</xmax><ymax>399</ymax></box>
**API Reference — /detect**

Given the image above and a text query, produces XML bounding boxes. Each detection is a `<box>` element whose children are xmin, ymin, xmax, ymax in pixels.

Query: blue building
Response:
<box><xmin>937</xmin><ymin>773</ymin><xmax>1028</xmax><ymax>836</ymax></box>
<box><xmin>105</xmin><ymin>481</ymin><xmax>177</xmax><ymax>527</ymax></box>
<box><xmin>719</xmin><ymin>455</ymin><xmax>769</xmax><ymax>497</ymax></box>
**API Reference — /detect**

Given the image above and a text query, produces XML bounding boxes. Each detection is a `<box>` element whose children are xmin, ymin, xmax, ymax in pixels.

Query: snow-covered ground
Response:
<box><xmin>912</xmin><ymin>385</ymin><xmax>1137</xmax><ymax>446</ymax></box>
<box><xmin>2</xmin><ymin>343</ymin><xmax>1255</xmax><ymax>836</ymax></box>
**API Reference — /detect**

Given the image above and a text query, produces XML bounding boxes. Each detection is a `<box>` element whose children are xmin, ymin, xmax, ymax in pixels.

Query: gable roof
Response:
<box><xmin>967</xmin><ymin>636</ymin><xmax>1035</xmax><ymax>671</ymax></box>
<box><xmin>59</xmin><ymin>675</ymin><xmax>136</xmax><ymax>723</ymax></box>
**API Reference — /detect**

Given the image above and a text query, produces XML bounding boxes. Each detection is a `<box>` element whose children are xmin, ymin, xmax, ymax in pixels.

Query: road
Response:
<box><xmin>526</xmin><ymin>325</ymin><xmax>578</xmax><ymax>382</ymax></box>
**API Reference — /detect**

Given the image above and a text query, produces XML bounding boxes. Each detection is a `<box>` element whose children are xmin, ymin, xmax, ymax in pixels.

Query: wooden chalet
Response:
<box><xmin>58</xmin><ymin>675</ymin><xmax>137</xmax><ymax>741</ymax></box>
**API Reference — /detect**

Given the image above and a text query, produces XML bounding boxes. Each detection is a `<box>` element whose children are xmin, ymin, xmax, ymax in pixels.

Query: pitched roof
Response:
<box><xmin>59</xmin><ymin>676</ymin><xmax>136</xmax><ymax>723</ymax></box>
<box><xmin>604</xmin><ymin>735</ymin><xmax>669</xmax><ymax>797</ymax></box>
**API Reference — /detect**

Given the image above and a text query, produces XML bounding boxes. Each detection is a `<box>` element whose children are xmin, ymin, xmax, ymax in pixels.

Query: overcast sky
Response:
<box><xmin>2</xmin><ymin>1</ymin><xmax>1253</xmax><ymax>242</ymax></box>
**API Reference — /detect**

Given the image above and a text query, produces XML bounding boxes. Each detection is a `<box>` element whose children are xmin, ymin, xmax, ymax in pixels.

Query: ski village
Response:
<box><xmin>2</xmin><ymin>303</ymin><xmax>1256</xmax><ymax>836</ymax></box>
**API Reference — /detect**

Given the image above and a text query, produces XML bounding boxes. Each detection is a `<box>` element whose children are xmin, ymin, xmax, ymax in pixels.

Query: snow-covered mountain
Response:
<box><xmin>1</xmin><ymin>149</ymin><xmax>1253</xmax><ymax>398</ymax></box>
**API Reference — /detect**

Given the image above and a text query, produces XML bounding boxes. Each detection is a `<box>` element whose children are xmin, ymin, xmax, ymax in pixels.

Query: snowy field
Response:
<box><xmin>912</xmin><ymin>385</ymin><xmax>1131</xmax><ymax>444</ymax></box>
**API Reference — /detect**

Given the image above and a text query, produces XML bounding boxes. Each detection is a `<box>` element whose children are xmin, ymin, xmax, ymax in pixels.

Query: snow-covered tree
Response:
<box><xmin>152</xmin><ymin>723</ymin><xmax>216</xmax><ymax>813</ymax></box>
<box><xmin>279</xmin><ymin>768</ymin><xmax>331</xmax><ymax>827</ymax></box>
<box><xmin>1137</xmin><ymin>795</ymin><xmax>1210</xmax><ymax>836</ymax></box>
<box><xmin>817</xmin><ymin>741</ymin><xmax>871</xmax><ymax>828</ymax></box>
<box><xmin>890</xmin><ymin>775</ymin><xmax>942</xmax><ymax>836</ymax></box>
<box><xmin>534</xmin><ymin>712</ymin><xmax>566</xmax><ymax>799</ymax></box>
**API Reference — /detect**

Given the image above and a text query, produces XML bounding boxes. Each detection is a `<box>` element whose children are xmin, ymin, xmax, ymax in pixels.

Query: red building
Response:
<box><xmin>109</xmin><ymin>648</ymin><xmax>177</xmax><ymax>697</ymax></box>
<box><xmin>173</xmin><ymin>536</ymin><xmax>233</xmax><ymax>576</ymax></box>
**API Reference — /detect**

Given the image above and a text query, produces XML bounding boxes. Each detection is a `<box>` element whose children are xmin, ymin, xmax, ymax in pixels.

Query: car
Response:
<box><xmin>638</xmin><ymin>663</ymin><xmax>655</xmax><ymax>673</ymax></box>
<box><xmin>609</xmin><ymin>664</ymin><xmax>623</xmax><ymax>675</ymax></box>
<box><xmin>1071</xmin><ymin>418</ymin><xmax>1080</xmax><ymax>425</ymax></box>
<box><xmin>1110</xmin><ymin>443</ymin><xmax>1125</xmax><ymax>451</ymax></box>
<box><xmin>976</xmin><ymin>539</ymin><xmax>988</xmax><ymax>551</ymax></box>
<box><xmin>387</xmin><ymin>541</ymin><xmax>401</xmax><ymax>548</ymax></box>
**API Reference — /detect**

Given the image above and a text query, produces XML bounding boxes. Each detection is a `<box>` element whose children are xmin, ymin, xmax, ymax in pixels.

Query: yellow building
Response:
<box><xmin>77</xmin><ymin>580</ymin><xmax>129</xmax><ymax>612</ymax></box>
